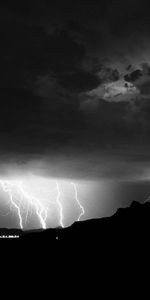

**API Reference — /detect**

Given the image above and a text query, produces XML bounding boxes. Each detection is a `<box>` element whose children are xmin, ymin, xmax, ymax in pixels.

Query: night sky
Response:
<box><xmin>0</xmin><ymin>0</ymin><xmax>150</xmax><ymax>229</ymax></box>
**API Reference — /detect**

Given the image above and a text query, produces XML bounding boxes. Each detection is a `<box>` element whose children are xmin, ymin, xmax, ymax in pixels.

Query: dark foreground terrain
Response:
<box><xmin>1</xmin><ymin>201</ymin><xmax>150</xmax><ymax>251</ymax></box>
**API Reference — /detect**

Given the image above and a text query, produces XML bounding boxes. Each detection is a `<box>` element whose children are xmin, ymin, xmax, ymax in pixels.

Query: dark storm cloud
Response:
<box><xmin>80</xmin><ymin>98</ymin><xmax>141</xmax><ymax>140</ymax></box>
<box><xmin>0</xmin><ymin>1</ymin><xmax>102</xmax><ymax>95</ymax></box>
<box><xmin>1</xmin><ymin>0</ymin><xmax>150</xmax><ymax>183</ymax></box>
<box><xmin>124</xmin><ymin>70</ymin><xmax>143</xmax><ymax>82</ymax></box>
<box><xmin>0</xmin><ymin>87</ymin><xmax>86</xmax><ymax>155</ymax></box>
<box><xmin>0</xmin><ymin>1</ymin><xmax>94</xmax><ymax>153</ymax></box>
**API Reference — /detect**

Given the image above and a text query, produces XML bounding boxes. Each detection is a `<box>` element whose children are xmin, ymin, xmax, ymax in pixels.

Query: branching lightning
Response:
<box><xmin>0</xmin><ymin>177</ymin><xmax>85</xmax><ymax>229</ymax></box>
<box><xmin>0</xmin><ymin>179</ymin><xmax>47</xmax><ymax>229</ymax></box>
<box><xmin>71</xmin><ymin>182</ymin><xmax>85</xmax><ymax>221</ymax></box>
<box><xmin>55</xmin><ymin>181</ymin><xmax>64</xmax><ymax>228</ymax></box>
<box><xmin>9</xmin><ymin>190</ymin><xmax>23</xmax><ymax>230</ymax></box>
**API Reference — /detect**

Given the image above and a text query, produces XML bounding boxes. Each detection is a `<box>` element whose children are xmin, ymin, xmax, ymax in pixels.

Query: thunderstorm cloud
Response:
<box><xmin>0</xmin><ymin>0</ymin><xmax>150</xmax><ymax>228</ymax></box>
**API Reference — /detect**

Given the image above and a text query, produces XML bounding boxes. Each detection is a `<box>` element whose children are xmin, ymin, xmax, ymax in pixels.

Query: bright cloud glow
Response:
<box><xmin>85</xmin><ymin>79</ymin><xmax>139</xmax><ymax>103</ymax></box>
<box><xmin>103</xmin><ymin>79</ymin><xmax>139</xmax><ymax>101</ymax></box>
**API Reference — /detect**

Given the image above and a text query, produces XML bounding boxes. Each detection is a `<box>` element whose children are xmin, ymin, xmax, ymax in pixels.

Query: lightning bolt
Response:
<box><xmin>71</xmin><ymin>182</ymin><xmax>85</xmax><ymax>221</ymax></box>
<box><xmin>9</xmin><ymin>190</ymin><xmax>23</xmax><ymax>229</ymax></box>
<box><xmin>0</xmin><ymin>177</ymin><xmax>85</xmax><ymax>229</ymax></box>
<box><xmin>0</xmin><ymin>180</ymin><xmax>23</xmax><ymax>229</ymax></box>
<box><xmin>55</xmin><ymin>181</ymin><xmax>64</xmax><ymax>228</ymax></box>
<box><xmin>0</xmin><ymin>180</ymin><xmax>47</xmax><ymax>229</ymax></box>
<box><xmin>14</xmin><ymin>182</ymin><xmax>48</xmax><ymax>229</ymax></box>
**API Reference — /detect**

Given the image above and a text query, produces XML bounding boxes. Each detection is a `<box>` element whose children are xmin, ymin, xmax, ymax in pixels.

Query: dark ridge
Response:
<box><xmin>1</xmin><ymin>201</ymin><xmax>150</xmax><ymax>252</ymax></box>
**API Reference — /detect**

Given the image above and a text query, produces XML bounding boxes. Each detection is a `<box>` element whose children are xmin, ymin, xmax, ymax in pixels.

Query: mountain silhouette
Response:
<box><xmin>1</xmin><ymin>201</ymin><xmax>150</xmax><ymax>253</ymax></box>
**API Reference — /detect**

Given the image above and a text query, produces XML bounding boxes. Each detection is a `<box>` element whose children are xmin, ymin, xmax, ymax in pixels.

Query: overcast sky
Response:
<box><xmin>0</xmin><ymin>1</ymin><xmax>150</xmax><ymax>228</ymax></box>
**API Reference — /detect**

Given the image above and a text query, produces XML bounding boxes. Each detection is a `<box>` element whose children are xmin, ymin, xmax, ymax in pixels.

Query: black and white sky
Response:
<box><xmin>0</xmin><ymin>0</ymin><xmax>150</xmax><ymax>228</ymax></box>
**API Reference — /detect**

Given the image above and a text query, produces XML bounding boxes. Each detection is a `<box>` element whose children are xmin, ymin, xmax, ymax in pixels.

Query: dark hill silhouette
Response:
<box><xmin>1</xmin><ymin>201</ymin><xmax>150</xmax><ymax>252</ymax></box>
